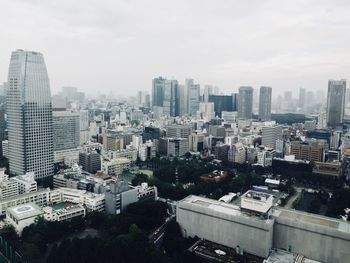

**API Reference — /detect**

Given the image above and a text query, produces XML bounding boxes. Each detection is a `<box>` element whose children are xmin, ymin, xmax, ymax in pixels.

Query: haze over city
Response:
<box><xmin>1</xmin><ymin>0</ymin><xmax>350</xmax><ymax>96</ymax></box>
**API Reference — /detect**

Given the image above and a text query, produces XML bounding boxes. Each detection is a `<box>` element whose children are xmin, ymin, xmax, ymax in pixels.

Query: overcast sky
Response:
<box><xmin>1</xmin><ymin>0</ymin><xmax>350</xmax><ymax>97</ymax></box>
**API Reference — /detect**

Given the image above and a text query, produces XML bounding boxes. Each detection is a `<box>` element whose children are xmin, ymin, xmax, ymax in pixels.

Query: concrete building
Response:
<box><xmin>261</xmin><ymin>125</ymin><xmax>283</xmax><ymax>149</ymax></box>
<box><xmin>215</xmin><ymin>143</ymin><xmax>230</xmax><ymax>162</ymax></box>
<box><xmin>259</xmin><ymin>86</ymin><xmax>272</xmax><ymax>121</ymax></box>
<box><xmin>228</xmin><ymin>143</ymin><xmax>246</xmax><ymax>164</ymax></box>
<box><xmin>198</xmin><ymin>102</ymin><xmax>215</xmax><ymax>121</ymax></box>
<box><xmin>167</xmin><ymin>138</ymin><xmax>189</xmax><ymax>157</ymax></box>
<box><xmin>79</xmin><ymin>151</ymin><xmax>101</xmax><ymax>174</ymax></box>
<box><xmin>138</xmin><ymin>140</ymin><xmax>156</xmax><ymax>161</ymax></box>
<box><xmin>166</xmin><ymin>125</ymin><xmax>192</xmax><ymax>138</ymax></box>
<box><xmin>0</xmin><ymin>169</ymin><xmax>37</xmax><ymax>199</ymax></box>
<box><xmin>177</xmin><ymin>194</ymin><xmax>350</xmax><ymax>263</ymax></box>
<box><xmin>53</xmin><ymin>110</ymin><xmax>80</xmax><ymax>151</ymax></box>
<box><xmin>101</xmin><ymin>158</ymin><xmax>130</xmax><ymax>176</ymax></box>
<box><xmin>177</xmin><ymin>195</ymin><xmax>274</xmax><ymax>258</ymax></box>
<box><xmin>79</xmin><ymin>109</ymin><xmax>89</xmax><ymax>131</ymax></box>
<box><xmin>103</xmin><ymin>180</ymin><xmax>138</xmax><ymax>214</ymax></box>
<box><xmin>238</xmin><ymin>86</ymin><xmax>253</xmax><ymax>119</ymax></box>
<box><xmin>327</xmin><ymin>79</ymin><xmax>346</xmax><ymax>127</ymax></box>
<box><xmin>290</xmin><ymin>141</ymin><xmax>324</xmax><ymax>162</ymax></box>
<box><xmin>6</xmin><ymin>50</ymin><xmax>54</xmax><ymax>179</ymax></box>
<box><xmin>43</xmin><ymin>203</ymin><xmax>86</xmax><ymax>222</ymax></box>
<box><xmin>189</xmin><ymin>132</ymin><xmax>205</xmax><ymax>152</ymax></box>
<box><xmin>6</xmin><ymin>203</ymin><xmax>44</xmax><ymax>234</ymax></box>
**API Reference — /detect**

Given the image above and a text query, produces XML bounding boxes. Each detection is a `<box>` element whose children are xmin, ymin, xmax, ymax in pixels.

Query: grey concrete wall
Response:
<box><xmin>177</xmin><ymin>202</ymin><xmax>274</xmax><ymax>258</ymax></box>
<box><xmin>273</xmin><ymin>213</ymin><xmax>350</xmax><ymax>263</ymax></box>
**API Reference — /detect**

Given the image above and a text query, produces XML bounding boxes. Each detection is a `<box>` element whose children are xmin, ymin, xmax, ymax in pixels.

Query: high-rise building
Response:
<box><xmin>6</xmin><ymin>50</ymin><xmax>54</xmax><ymax>179</ymax></box>
<box><xmin>187</xmin><ymin>79</ymin><xmax>200</xmax><ymax>116</ymax></box>
<box><xmin>261</xmin><ymin>125</ymin><xmax>283</xmax><ymax>149</ymax></box>
<box><xmin>208</xmin><ymin>94</ymin><xmax>237</xmax><ymax>117</ymax></box>
<box><xmin>53</xmin><ymin>110</ymin><xmax>80</xmax><ymax>151</ymax></box>
<box><xmin>299</xmin><ymin>88</ymin><xmax>306</xmax><ymax>109</ymax></box>
<box><xmin>259</xmin><ymin>86</ymin><xmax>272</xmax><ymax>121</ymax></box>
<box><xmin>203</xmin><ymin>85</ymin><xmax>214</xmax><ymax>102</ymax></box>
<box><xmin>290</xmin><ymin>141</ymin><xmax>324</xmax><ymax>162</ymax></box>
<box><xmin>79</xmin><ymin>110</ymin><xmax>89</xmax><ymax>131</ymax></box>
<box><xmin>163</xmin><ymin>79</ymin><xmax>179</xmax><ymax>117</ymax></box>
<box><xmin>151</xmin><ymin>77</ymin><xmax>178</xmax><ymax>117</ymax></box>
<box><xmin>327</xmin><ymin>79</ymin><xmax>346</xmax><ymax>127</ymax></box>
<box><xmin>152</xmin><ymin>77</ymin><xmax>165</xmax><ymax>107</ymax></box>
<box><xmin>238</xmin><ymin>86</ymin><xmax>253</xmax><ymax>119</ymax></box>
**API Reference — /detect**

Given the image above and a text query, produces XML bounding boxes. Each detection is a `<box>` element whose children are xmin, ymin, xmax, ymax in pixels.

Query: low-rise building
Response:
<box><xmin>6</xmin><ymin>203</ymin><xmax>44</xmax><ymax>234</ymax></box>
<box><xmin>101</xmin><ymin>157</ymin><xmax>131</xmax><ymax>176</ymax></box>
<box><xmin>43</xmin><ymin>202</ymin><xmax>86</xmax><ymax>222</ymax></box>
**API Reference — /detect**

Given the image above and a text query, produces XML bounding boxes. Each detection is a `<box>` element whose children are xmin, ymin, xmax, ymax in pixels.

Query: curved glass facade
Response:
<box><xmin>7</xmin><ymin>50</ymin><xmax>53</xmax><ymax>179</ymax></box>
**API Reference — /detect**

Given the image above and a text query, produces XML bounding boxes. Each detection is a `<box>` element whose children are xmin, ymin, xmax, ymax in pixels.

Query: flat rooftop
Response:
<box><xmin>273</xmin><ymin>209</ymin><xmax>350</xmax><ymax>233</ymax></box>
<box><xmin>180</xmin><ymin>195</ymin><xmax>272</xmax><ymax>222</ymax></box>
<box><xmin>7</xmin><ymin>203</ymin><xmax>43</xmax><ymax>220</ymax></box>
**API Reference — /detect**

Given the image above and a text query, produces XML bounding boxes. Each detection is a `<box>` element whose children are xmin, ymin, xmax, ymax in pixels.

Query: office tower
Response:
<box><xmin>152</xmin><ymin>77</ymin><xmax>178</xmax><ymax>117</ymax></box>
<box><xmin>166</xmin><ymin>125</ymin><xmax>192</xmax><ymax>138</ymax></box>
<box><xmin>204</xmin><ymin>85</ymin><xmax>214</xmax><ymax>102</ymax></box>
<box><xmin>0</xmin><ymin>102</ymin><xmax>5</xmax><ymax>157</ymax></box>
<box><xmin>144</xmin><ymin>94</ymin><xmax>150</xmax><ymax>108</ymax></box>
<box><xmin>261</xmin><ymin>125</ymin><xmax>282</xmax><ymax>149</ymax></box>
<box><xmin>152</xmin><ymin>77</ymin><xmax>165</xmax><ymax>107</ymax></box>
<box><xmin>346</xmin><ymin>89</ymin><xmax>350</xmax><ymax>108</ymax></box>
<box><xmin>299</xmin><ymin>88</ymin><xmax>306</xmax><ymax>109</ymax></box>
<box><xmin>187</xmin><ymin>79</ymin><xmax>200</xmax><ymax>116</ymax></box>
<box><xmin>6</xmin><ymin>50</ymin><xmax>54</xmax><ymax>179</ymax></box>
<box><xmin>178</xmin><ymin>85</ymin><xmax>186</xmax><ymax>116</ymax></box>
<box><xmin>327</xmin><ymin>79</ymin><xmax>346</xmax><ymax>127</ymax></box>
<box><xmin>79</xmin><ymin>110</ymin><xmax>89</xmax><ymax>131</ymax></box>
<box><xmin>259</xmin><ymin>86</ymin><xmax>272</xmax><ymax>121</ymax></box>
<box><xmin>163</xmin><ymin>79</ymin><xmax>179</xmax><ymax>117</ymax></box>
<box><xmin>208</xmin><ymin>94</ymin><xmax>237</xmax><ymax>117</ymax></box>
<box><xmin>238</xmin><ymin>86</ymin><xmax>253</xmax><ymax>119</ymax></box>
<box><xmin>52</xmin><ymin>110</ymin><xmax>80</xmax><ymax>151</ymax></box>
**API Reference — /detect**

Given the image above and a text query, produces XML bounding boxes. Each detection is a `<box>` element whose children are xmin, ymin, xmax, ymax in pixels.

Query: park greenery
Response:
<box><xmin>0</xmin><ymin>200</ymin><xmax>201</xmax><ymax>263</ymax></box>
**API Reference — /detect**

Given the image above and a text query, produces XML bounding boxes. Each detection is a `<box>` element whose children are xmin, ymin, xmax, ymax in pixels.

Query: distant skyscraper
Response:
<box><xmin>186</xmin><ymin>79</ymin><xmax>200</xmax><ymax>115</ymax></box>
<box><xmin>238</xmin><ymin>86</ymin><xmax>253</xmax><ymax>119</ymax></box>
<box><xmin>327</xmin><ymin>79</ymin><xmax>346</xmax><ymax>127</ymax></box>
<box><xmin>163</xmin><ymin>79</ymin><xmax>179</xmax><ymax>117</ymax></box>
<box><xmin>204</xmin><ymin>85</ymin><xmax>214</xmax><ymax>102</ymax></box>
<box><xmin>259</xmin><ymin>86</ymin><xmax>272</xmax><ymax>121</ymax></box>
<box><xmin>6</xmin><ymin>50</ymin><xmax>54</xmax><ymax>179</ymax></box>
<box><xmin>298</xmin><ymin>88</ymin><xmax>306</xmax><ymax>109</ymax></box>
<box><xmin>152</xmin><ymin>77</ymin><xmax>165</xmax><ymax>107</ymax></box>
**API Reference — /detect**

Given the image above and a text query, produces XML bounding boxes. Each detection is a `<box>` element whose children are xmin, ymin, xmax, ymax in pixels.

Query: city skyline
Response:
<box><xmin>1</xmin><ymin>0</ymin><xmax>350</xmax><ymax>96</ymax></box>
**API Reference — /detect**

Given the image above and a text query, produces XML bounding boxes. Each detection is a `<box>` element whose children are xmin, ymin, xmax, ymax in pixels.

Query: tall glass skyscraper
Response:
<box><xmin>259</xmin><ymin>86</ymin><xmax>272</xmax><ymax>121</ymax></box>
<box><xmin>6</xmin><ymin>50</ymin><xmax>54</xmax><ymax>179</ymax></box>
<box><xmin>238</xmin><ymin>86</ymin><xmax>253</xmax><ymax>119</ymax></box>
<box><xmin>327</xmin><ymin>79</ymin><xmax>346</xmax><ymax>128</ymax></box>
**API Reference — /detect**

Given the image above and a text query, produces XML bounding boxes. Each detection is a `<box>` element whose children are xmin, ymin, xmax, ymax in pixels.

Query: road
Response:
<box><xmin>149</xmin><ymin>215</ymin><xmax>175</xmax><ymax>246</ymax></box>
<box><xmin>285</xmin><ymin>187</ymin><xmax>302</xmax><ymax>209</ymax></box>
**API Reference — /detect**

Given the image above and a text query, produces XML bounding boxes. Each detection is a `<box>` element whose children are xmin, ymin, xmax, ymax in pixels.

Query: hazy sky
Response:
<box><xmin>1</xmin><ymin>0</ymin><xmax>350</xmax><ymax>97</ymax></box>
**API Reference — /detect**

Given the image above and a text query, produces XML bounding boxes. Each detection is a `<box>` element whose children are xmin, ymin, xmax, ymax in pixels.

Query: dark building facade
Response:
<box><xmin>208</xmin><ymin>94</ymin><xmax>237</xmax><ymax>117</ymax></box>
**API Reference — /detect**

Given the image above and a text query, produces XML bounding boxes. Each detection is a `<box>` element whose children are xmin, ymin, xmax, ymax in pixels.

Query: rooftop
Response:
<box><xmin>7</xmin><ymin>203</ymin><xmax>44</xmax><ymax>220</ymax></box>
<box><xmin>273</xmin><ymin>208</ymin><xmax>350</xmax><ymax>233</ymax></box>
<box><xmin>180</xmin><ymin>195</ymin><xmax>272</xmax><ymax>222</ymax></box>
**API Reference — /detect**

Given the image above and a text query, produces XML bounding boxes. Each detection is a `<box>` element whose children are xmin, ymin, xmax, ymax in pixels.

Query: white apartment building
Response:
<box><xmin>101</xmin><ymin>158</ymin><xmax>131</xmax><ymax>176</ymax></box>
